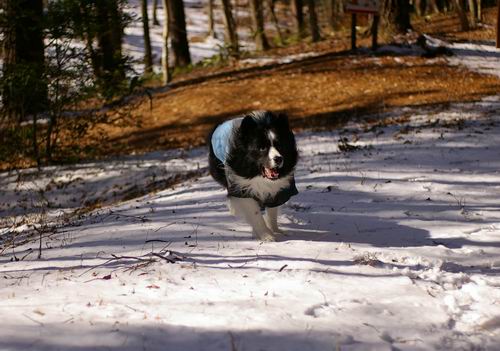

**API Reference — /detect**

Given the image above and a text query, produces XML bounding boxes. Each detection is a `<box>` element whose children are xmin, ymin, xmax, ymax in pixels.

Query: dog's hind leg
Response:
<box><xmin>265</xmin><ymin>206</ymin><xmax>284</xmax><ymax>235</ymax></box>
<box><xmin>228</xmin><ymin>197</ymin><xmax>274</xmax><ymax>241</ymax></box>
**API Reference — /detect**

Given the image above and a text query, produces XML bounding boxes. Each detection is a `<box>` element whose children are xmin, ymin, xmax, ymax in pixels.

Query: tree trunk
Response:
<box><xmin>221</xmin><ymin>0</ymin><xmax>239</xmax><ymax>56</ymax></box>
<box><xmin>167</xmin><ymin>0</ymin><xmax>191</xmax><ymax>67</ymax></box>
<box><xmin>249</xmin><ymin>0</ymin><xmax>270</xmax><ymax>50</ymax></box>
<box><xmin>161</xmin><ymin>0</ymin><xmax>171</xmax><ymax>84</ymax></box>
<box><xmin>325</xmin><ymin>0</ymin><xmax>345</xmax><ymax>31</ymax></box>
<box><xmin>208</xmin><ymin>0</ymin><xmax>216</xmax><ymax>37</ymax></box>
<box><xmin>426</xmin><ymin>0</ymin><xmax>440</xmax><ymax>14</ymax></box>
<box><xmin>291</xmin><ymin>0</ymin><xmax>305</xmax><ymax>38</ymax></box>
<box><xmin>306</xmin><ymin>0</ymin><xmax>320</xmax><ymax>42</ymax></box>
<box><xmin>454</xmin><ymin>0</ymin><xmax>470</xmax><ymax>31</ymax></box>
<box><xmin>268</xmin><ymin>0</ymin><xmax>284</xmax><ymax>45</ymax></box>
<box><xmin>382</xmin><ymin>0</ymin><xmax>412</xmax><ymax>35</ymax></box>
<box><xmin>467</xmin><ymin>0</ymin><xmax>480</xmax><ymax>26</ymax></box>
<box><xmin>1</xmin><ymin>0</ymin><xmax>47</xmax><ymax>119</ymax></box>
<box><xmin>142</xmin><ymin>0</ymin><xmax>153</xmax><ymax>73</ymax></box>
<box><xmin>95</xmin><ymin>0</ymin><xmax>126</xmax><ymax>92</ymax></box>
<box><xmin>496</xmin><ymin>0</ymin><xmax>499</xmax><ymax>48</ymax></box>
<box><xmin>153</xmin><ymin>0</ymin><xmax>160</xmax><ymax>25</ymax></box>
<box><xmin>324</xmin><ymin>0</ymin><xmax>335</xmax><ymax>31</ymax></box>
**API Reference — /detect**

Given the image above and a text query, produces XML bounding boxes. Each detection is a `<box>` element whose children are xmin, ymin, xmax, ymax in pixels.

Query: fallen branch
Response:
<box><xmin>80</xmin><ymin>249</ymin><xmax>186</xmax><ymax>277</ymax></box>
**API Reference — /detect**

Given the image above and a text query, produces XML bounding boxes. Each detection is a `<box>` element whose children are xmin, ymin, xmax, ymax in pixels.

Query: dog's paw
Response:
<box><xmin>254</xmin><ymin>230</ymin><xmax>276</xmax><ymax>242</ymax></box>
<box><xmin>271</xmin><ymin>227</ymin><xmax>287</xmax><ymax>236</ymax></box>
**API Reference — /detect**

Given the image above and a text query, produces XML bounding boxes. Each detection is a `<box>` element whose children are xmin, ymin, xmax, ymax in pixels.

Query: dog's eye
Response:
<box><xmin>259</xmin><ymin>146</ymin><xmax>267</xmax><ymax>152</ymax></box>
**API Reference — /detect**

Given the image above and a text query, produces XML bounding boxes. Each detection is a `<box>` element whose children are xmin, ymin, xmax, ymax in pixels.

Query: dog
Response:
<box><xmin>208</xmin><ymin>111</ymin><xmax>298</xmax><ymax>241</ymax></box>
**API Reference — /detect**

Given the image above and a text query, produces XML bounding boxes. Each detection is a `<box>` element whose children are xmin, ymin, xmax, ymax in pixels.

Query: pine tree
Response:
<box><xmin>1</xmin><ymin>0</ymin><xmax>47</xmax><ymax>118</ymax></box>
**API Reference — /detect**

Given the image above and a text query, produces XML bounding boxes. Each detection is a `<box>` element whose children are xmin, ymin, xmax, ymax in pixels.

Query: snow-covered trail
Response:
<box><xmin>1</xmin><ymin>97</ymin><xmax>500</xmax><ymax>350</ymax></box>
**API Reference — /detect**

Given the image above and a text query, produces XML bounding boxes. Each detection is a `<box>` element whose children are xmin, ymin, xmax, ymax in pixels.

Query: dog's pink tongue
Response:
<box><xmin>264</xmin><ymin>168</ymin><xmax>279</xmax><ymax>179</ymax></box>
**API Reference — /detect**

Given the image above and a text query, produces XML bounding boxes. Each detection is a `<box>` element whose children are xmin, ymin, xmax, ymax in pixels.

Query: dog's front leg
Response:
<box><xmin>228</xmin><ymin>197</ymin><xmax>274</xmax><ymax>241</ymax></box>
<box><xmin>265</xmin><ymin>206</ymin><xmax>284</xmax><ymax>235</ymax></box>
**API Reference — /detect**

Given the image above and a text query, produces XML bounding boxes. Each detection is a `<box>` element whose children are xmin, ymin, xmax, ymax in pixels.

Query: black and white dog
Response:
<box><xmin>208</xmin><ymin>111</ymin><xmax>298</xmax><ymax>241</ymax></box>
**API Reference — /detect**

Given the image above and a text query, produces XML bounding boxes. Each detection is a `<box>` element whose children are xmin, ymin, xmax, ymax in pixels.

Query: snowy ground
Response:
<box><xmin>2</xmin><ymin>96</ymin><xmax>500</xmax><ymax>350</ymax></box>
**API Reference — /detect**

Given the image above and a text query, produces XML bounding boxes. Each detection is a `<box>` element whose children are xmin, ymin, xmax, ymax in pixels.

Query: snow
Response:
<box><xmin>2</xmin><ymin>96</ymin><xmax>500</xmax><ymax>350</ymax></box>
<box><xmin>2</xmin><ymin>31</ymin><xmax>500</xmax><ymax>351</ymax></box>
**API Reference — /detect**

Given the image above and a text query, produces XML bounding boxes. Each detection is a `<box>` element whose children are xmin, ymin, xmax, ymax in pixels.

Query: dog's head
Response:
<box><xmin>231</xmin><ymin>111</ymin><xmax>298</xmax><ymax>180</ymax></box>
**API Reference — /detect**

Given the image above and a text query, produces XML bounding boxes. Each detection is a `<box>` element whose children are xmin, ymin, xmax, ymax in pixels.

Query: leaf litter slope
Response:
<box><xmin>1</xmin><ymin>96</ymin><xmax>500</xmax><ymax>350</ymax></box>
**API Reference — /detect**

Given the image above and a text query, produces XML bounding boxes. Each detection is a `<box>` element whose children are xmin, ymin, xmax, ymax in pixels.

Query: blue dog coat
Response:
<box><xmin>211</xmin><ymin>118</ymin><xmax>242</xmax><ymax>163</ymax></box>
<box><xmin>211</xmin><ymin>118</ymin><xmax>298</xmax><ymax>208</ymax></box>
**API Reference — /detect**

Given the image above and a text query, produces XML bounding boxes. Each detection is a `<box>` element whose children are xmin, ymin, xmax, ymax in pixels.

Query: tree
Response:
<box><xmin>1</xmin><ymin>0</ymin><xmax>47</xmax><ymax>119</ymax></box>
<box><xmin>268</xmin><ymin>0</ymin><xmax>284</xmax><ymax>45</ymax></box>
<box><xmin>454</xmin><ymin>0</ymin><xmax>470</xmax><ymax>31</ymax></box>
<box><xmin>76</xmin><ymin>0</ymin><xmax>128</xmax><ymax>97</ymax></box>
<box><xmin>221</xmin><ymin>0</ymin><xmax>239</xmax><ymax>56</ymax></box>
<box><xmin>381</xmin><ymin>0</ymin><xmax>412</xmax><ymax>35</ymax></box>
<box><xmin>161</xmin><ymin>0</ymin><xmax>172</xmax><ymax>84</ymax></box>
<box><xmin>152</xmin><ymin>0</ymin><xmax>160</xmax><ymax>26</ymax></box>
<box><xmin>142</xmin><ymin>0</ymin><xmax>153</xmax><ymax>73</ymax></box>
<box><xmin>249</xmin><ymin>0</ymin><xmax>270</xmax><ymax>50</ymax></box>
<box><xmin>208</xmin><ymin>0</ymin><xmax>216</xmax><ymax>37</ymax></box>
<box><xmin>167</xmin><ymin>0</ymin><xmax>191</xmax><ymax>67</ymax></box>
<box><xmin>291</xmin><ymin>0</ymin><xmax>305</xmax><ymax>38</ymax></box>
<box><xmin>324</xmin><ymin>0</ymin><xmax>344</xmax><ymax>31</ymax></box>
<box><xmin>306</xmin><ymin>0</ymin><xmax>320</xmax><ymax>42</ymax></box>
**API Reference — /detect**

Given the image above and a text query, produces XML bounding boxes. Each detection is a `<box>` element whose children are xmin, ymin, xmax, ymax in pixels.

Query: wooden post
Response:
<box><xmin>351</xmin><ymin>13</ymin><xmax>357</xmax><ymax>51</ymax></box>
<box><xmin>372</xmin><ymin>15</ymin><xmax>379</xmax><ymax>50</ymax></box>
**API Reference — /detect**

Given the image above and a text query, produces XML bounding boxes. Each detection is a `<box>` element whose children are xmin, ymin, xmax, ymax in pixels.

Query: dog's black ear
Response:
<box><xmin>275</xmin><ymin>112</ymin><xmax>290</xmax><ymax>129</ymax></box>
<box><xmin>240</xmin><ymin>115</ymin><xmax>257</xmax><ymax>132</ymax></box>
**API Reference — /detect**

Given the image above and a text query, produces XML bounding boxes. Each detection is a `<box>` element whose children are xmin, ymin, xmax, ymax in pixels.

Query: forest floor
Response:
<box><xmin>3</xmin><ymin>7</ymin><xmax>500</xmax><ymax>171</ymax></box>
<box><xmin>80</xmin><ymin>6</ymin><xmax>500</xmax><ymax>159</ymax></box>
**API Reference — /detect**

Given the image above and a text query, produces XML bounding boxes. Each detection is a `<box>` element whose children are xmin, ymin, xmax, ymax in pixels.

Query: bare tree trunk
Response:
<box><xmin>454</xmin><ymin>0</ymin><xmax>469</xmax><ymax>31</ymax></box>
<box><xmin>467</xmin><ymin>0</ymin><xmax>478</xmax><ymax>27</ymax></box>
<box><xmin>221</xmin><ymin>0</ymin><xmax>239</xmax><ymax>56</ymax></box>
<box><xmin>326</xmin><ymin>0</ymin><xmax>344</xmax><ymax>31</ymax></box>
<box><xmin>291</xmin><ymin>0</ymin><xmax>305</xmax><ymax>38</ymax></box>
<box><xmin>249</xmin><ymin>0</ymin><xmax>270</xmax><ymax>50</ymax></box>
<box><xmin>496</xmin><ymin>0</ymin><xmax>499</xmax><ymax>48</ymax></box>
<box><xmin>32</xmin><ymin>113</ymin><xmax>40</xmax><ymax>167</ymax></box>
<box><xmin>324</xmin><ymin>0</ymin><xmax>335</xmax><ymax>31</ymax></box>
<box><xmin>306</xmin><ymin>0</ymin><xmax>320</xmax><ymax>42</ymax></box>
<box><xmin>152</xmin><ymin>0</ymin><xmax>160</xmax><ymax>25</ymax></box>
<box><xmin>208</xmin><ymin>0</ymin><xmax>216</xmax><ymax>37</ymax></box>
<box><xmin>268</xmin><ymin>0</ymin><xmax>284</xmax><ymax>45</ymax></box>
<box><xmin>426</xmin><ymin>0</ymin><xmax>440</xmax><ymax>14</ymax></box>
<box><xmin>382</xmin><ymin>0</ymin><xmax>412</xmax><ymax>35</ymax></box>
<box><xmin>95</xmin><ymin>0</ymin><xmax>126</xmax><ymax>92</ymax></box>
<box><xmin>142</xmin><ymin>0</ymin><xmax>153</xmax><ymax>73</ymax></box>
<box><xmin>167</xmin><ymin>0</ymin><xmax>191</xmax><ymax>67</ymax></box>
<box><xmin>161</xmin><ymin>0</ymin><xmax>171</xmax><ymax>84</ymax></box>
<box><xmin>415</xmin><ymin>0</ymin><xmax>424</xmax><ymax>16</ymax></box>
